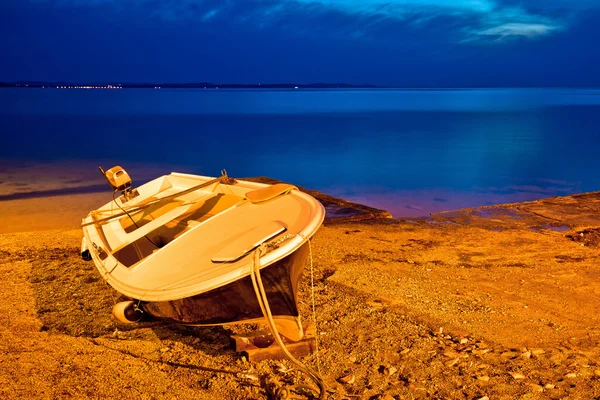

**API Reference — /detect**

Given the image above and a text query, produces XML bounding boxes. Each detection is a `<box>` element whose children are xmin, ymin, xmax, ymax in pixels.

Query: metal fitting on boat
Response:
<box><xmin>80</xmin><ymin>237</ymin><xmax>92</xmax><ymax>261</ymax></box>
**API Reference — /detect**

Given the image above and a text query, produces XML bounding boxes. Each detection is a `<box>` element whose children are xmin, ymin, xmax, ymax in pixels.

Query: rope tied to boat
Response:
<box><xmin>261</xmin><ymin>233</ymin><xmax>323</xmax><ymax>374</ymax></box>
<box><xmin>250</xmin><ymin>241</ymin><xmax>326</xmax><ymax>399</ymax></box>
<box><xmin>308</xmin><ymin>238</ymin><xmax>322</xmax><ymax>376</ymax></box>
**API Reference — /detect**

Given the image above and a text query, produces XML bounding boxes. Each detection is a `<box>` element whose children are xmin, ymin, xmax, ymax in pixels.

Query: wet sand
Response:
<box><xmin>1</xmin><ymin>184</ymin><xmax>600</xmax><ymax>398</ymax></box>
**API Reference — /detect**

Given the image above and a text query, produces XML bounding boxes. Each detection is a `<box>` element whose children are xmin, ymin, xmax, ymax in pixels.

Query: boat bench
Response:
<box><xmin>113</xmin><ymin>193</ymin><xmax>242</xmax><ymax>267</ymax></box>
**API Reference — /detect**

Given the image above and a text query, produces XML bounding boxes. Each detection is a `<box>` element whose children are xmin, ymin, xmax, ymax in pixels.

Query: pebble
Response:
<box><xmin>241</xmin><ymin>372</ymin><xmax>259</xmax><ymax>382</ymax></box>
<box><xmin>276</xmin><ymin>362</ymin><xmax>291</xmax><ymax>373</ymax></box>
<box><xmin>521</xmin><ymin>351</ymin><xmax>531</xmax><ymax>359</ymax></box>
<box><xmin>400</xmin><ymin>348</ymin><xmax>411</xmax><ymax>355</ymax></box>
<box><xmin>385</xmin><ymin>366</ymin><xmax>397</xmax><ymax>376</ymax></box>
<box><xmin>511</xmin><ymin>373</ymin><xmax>525</xmax><ymax>380</ymax></box>
<box><xmin>529</xmin><ymin>384</ymin><xmax>543</xmax><ymax>392</ymax></box>
<box><xmin>565</xmin><ymin>373</ymin><xmax>577</xmax><ymax>379</ymax></box>
<box><xmin>339</xmin><ymin>374</ymin><xmax>356</xmax><ymax>384</ymax></box>
<box><xmin>531</xmin><ymin>348</ymin><xmax>545</xmax><ymax>356</ymax></box>
<box><xmin>460</xmin><ymin>338</ymin><xmax>468</xmax><ymax>344</ymax></box>
<box><xmin>478</xmin><ymin>396</ymin><xmax>489</xmax><ymax>400</ymax></box>
<box><xmin>160</xmin><ymin>347</ymin><xmax>169</xmax><ymax>353</ymax></box>
<box><xmin>594</xmin><ymin>369</ymin><xmax>600</xmax><ymax>377</ymax></box>
<box><xmin>544</xmin><ymin>384</ymin><xmax>555</xmax><ymax>389</ymax></box>
<box><xmin>477</xmin><ymin>375</ymin><xmax>490</xmax><ymax>382</ymax></box>
<box><xmin>501</xmin><ymin>351</ymin><xmax>519</xmax><ymax>359</ymax></box>
<box><xmin>445</xmin><ymin>358</ymin><xmax>459</xmax><ymax>367</ymax></box>
<box><xmin>443</xmin><ymin>350</ymin><xmax>460</xmax><ymax>358</ymax></box>
<box><xmin>473</xmin><ymin>349</ymin><xmax>490</xmax><ymax>356</ymax></box>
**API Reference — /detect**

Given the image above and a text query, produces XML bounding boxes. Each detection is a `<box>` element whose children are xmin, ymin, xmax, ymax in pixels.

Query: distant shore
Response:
<box><xmin>0</xmin><ymin>82</ymin><xmax>382</xmax><ymax>89</ymax></box>
<box><xmin>5</xmin><ymin>82</ymin><xmax>600</xmax><ymax>90</ymax></box>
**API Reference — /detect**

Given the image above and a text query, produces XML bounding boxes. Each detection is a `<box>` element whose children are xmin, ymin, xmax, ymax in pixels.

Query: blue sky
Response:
<box><xmin>1</xmin><ymin>0</ymin><xmax>599</xmax><ymax>86</ymax></box>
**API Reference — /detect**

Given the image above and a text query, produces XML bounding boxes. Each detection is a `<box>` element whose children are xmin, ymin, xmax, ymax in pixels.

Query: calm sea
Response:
<box><xmin>1</xmin><ymin>88</ymin><xmax>599</xmax><ymax>216</ymax></box>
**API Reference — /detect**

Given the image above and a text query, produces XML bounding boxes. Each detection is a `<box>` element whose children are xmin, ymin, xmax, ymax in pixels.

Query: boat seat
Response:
<box><xmin>152</xmin><ymin>193</ymin><xmax>242</xmax><ymax>245</ymax></box>
<box><xmin>246</xmin><ymin>183</ymin><xmax>297</xmax><ymax>204</ymax></box>
<box><xmin>120</xmin><ymin>200</ymin><xmax>184</xmax><ymax>233</ymax></box>
<box><xmin>166</xmin><ymin>193</ymin><xmax>241</xmax><ymax>229</ymax></box>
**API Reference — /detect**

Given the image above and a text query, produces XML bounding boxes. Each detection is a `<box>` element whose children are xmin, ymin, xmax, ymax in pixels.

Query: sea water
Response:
<box><xmin>1</xmin><ymin>88</ymin><xmax>599</xmax><ymax>216</ymax></box>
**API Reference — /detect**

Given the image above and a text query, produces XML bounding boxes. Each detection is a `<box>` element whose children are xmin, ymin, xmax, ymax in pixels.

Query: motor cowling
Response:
<box><xmin>103</xmin><ymin>166</ymin><xmax>132</xmax><ymax>192</ymax></box>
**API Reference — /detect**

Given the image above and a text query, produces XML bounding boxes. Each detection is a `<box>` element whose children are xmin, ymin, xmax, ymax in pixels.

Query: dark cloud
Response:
<box><xmin>0</xmin><ymin>0</ymin><xmax>598</xmax><ymax>86</ymax></box>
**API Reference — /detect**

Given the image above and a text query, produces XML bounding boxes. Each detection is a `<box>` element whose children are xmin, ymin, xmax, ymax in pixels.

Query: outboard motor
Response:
<box><xmin>99</xmin><ymin>165</ymin><xmax>137</xmax><ymax>202</ymax></box>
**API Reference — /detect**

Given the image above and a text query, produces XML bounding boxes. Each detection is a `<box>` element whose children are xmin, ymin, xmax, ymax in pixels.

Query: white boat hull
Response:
<box><xmin>81</xmin><ymin>172</ymin><xmax>325</xmax><ymax>340</ymax></box>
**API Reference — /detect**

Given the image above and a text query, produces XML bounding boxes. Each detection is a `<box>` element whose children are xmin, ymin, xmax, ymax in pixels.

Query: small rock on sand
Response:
<box><xmin>443</xmin><ymin>350</ymin><xmax>460</xmax><ymax>358</ymax></box>
<box><xmin>339</xmin><ymin>374</ymin><xmax>356</xmax><ymax>384</ymax></box>
<box><xmin>531</xmin><ymin>348</ymin><xmax>545</xmax><ymax>357</ymax></box>
<box><xmin>477</xmin><ymin>375</ymin><xmax>490</xmax><ymax>382</ymax></box>
<box><xmin>241</xmin><ymin>372</ymin><xmax>259</xmax><ymax>382</ymax></box>
<box><xmin>511</xmin><ymin>373</ymin><xmax>525</xmax><ymax>380</ymax></box>
<box><xmin>445</xmin><ymin>358</ymin><xmax>460</xmax><ymax>367</ymax></box>
<box><xmin>529</xmin><ymin>384</ymin><xmax>543</xmax><ymax>392</ymax></box>
<box><xmin>565</xmin><ymin>373</ymin><xmax>577</xmax><ymax>379</ymax></box>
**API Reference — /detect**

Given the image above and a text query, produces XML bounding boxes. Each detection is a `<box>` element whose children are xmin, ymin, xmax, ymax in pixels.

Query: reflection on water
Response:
<box><xmin>1</xmin><ymin>88</ymin><xmax>599</xmax><ymax>216</ymax></box>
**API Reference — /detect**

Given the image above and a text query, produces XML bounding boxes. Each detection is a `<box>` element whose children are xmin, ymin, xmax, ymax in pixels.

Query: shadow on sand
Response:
<box><xmin>24</xmin><ymin>246</ymin><xmax>236</xmax><ymax>357</ymax></box>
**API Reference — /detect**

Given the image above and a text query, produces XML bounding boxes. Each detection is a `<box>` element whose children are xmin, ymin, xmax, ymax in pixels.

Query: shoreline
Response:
<box><xmin>0</xmin><ymin>160</ymin><xmax>590</xmax><ymax>229</ymax></box>
<box><xmin>2</xmin><ymin>178</ymin><xmax>599</xmax><ymax>233</ymax></box>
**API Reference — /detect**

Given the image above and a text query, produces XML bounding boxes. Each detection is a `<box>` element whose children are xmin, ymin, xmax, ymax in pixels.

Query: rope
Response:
<box><xmin>308</xmin><ymin>238</ymin><xmax>322</xmax><ymax>375</ymax></box>
<box><xmin>250</xmin><ymin>243</ymin><xmax>326</xmax><ymax>400</ymax></box>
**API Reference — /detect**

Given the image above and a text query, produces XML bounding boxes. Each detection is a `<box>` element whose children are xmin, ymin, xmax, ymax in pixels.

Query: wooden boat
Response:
<box><xmin>81</xmin><ymin>167</ymin><xmax>325</xmax><ymax>341</ymax></box>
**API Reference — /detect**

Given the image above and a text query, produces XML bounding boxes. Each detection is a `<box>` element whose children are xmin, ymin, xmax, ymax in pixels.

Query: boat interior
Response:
<box><xmin>90</xmin><ymin>173</ymin><xmax>296</xmax><ymax>268</ymax></box>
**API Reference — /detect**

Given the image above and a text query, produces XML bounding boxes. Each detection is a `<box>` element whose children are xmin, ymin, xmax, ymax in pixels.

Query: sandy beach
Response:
<box><xmin>1</xmin><ymin>183</ymin><xmax>600</xmax><ymax>399</ymax></box>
